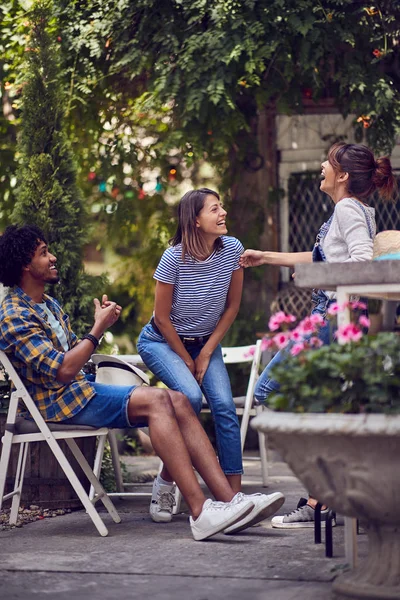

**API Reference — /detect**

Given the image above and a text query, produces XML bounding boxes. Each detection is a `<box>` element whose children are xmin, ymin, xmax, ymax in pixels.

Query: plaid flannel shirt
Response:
<box><xmin>0</xmin><ymin>287</ymin><xmax>95</xmax><ymax>421</ymax></box>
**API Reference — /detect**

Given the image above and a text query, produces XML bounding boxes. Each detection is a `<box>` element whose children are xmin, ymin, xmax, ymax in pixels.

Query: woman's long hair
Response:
<box><xmin>328</xmin><ymin>142</ymin><xmax>397</xmax><ymax>202</ymax></box>
<box><xmin>169</xmin><ymin>188</ymin><xmax>224</xmax><ymax>260</ymax></box>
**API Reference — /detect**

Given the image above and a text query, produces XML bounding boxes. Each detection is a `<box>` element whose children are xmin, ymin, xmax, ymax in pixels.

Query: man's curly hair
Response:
<box><xmin>0</xmin><ymin>225</ymin><xmax>47</xmax><ymax>288</ymax></box>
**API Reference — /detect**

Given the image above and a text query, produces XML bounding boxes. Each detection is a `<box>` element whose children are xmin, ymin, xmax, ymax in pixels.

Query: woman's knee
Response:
<box><xmin>254</xmin><ymin>375</ymin><xmax>279</xmax><ymax>405</ymax></box>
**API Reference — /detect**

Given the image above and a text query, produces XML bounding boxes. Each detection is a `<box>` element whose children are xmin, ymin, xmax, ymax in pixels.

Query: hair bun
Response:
<box><xmin>372</xmin><ymin>156</ymin><xmax>397</xmax><ymax>201</ymax></box>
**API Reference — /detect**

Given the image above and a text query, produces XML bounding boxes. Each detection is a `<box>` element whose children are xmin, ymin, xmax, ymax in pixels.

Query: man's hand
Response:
<box><xmin>93</xmin><ymin>297</ymin><xmax>122</xmax><ymax>334</ymax></box>
<box><xmin>239</xmin><ymin>249</ymin><xmax>266</xmax><ymax>268</ymax></box>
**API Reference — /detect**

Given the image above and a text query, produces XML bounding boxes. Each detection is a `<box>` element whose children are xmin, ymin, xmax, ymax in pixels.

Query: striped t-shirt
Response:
<box><xmin>153</xmin><ymin>236</ymin><xmax>244</xmax><ymax>336</ymax></box>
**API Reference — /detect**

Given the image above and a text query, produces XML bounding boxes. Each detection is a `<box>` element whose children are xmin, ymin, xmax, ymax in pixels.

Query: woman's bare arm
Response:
<box><xmin>154</xmin><ymin>281</ymin><xmax>195</xmax><ymax>374</ymax></box>
<box><xmin>239</xmin><ymin>249</ymin><xmax>312</xmax><ymax>269</ymax></box>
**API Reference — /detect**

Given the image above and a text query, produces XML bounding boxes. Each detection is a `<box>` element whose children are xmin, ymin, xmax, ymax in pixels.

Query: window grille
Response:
<box><xmin>288</xmin><ymin>171</ymin><xmax>400</xmax><ymax>253</ymax></box>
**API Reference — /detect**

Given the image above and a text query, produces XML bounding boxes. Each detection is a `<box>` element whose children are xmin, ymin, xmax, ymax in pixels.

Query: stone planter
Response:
<box><xmin>251</xmin><ymin>412</ymin><xmax>400</xmax><ymax>600</ymax></box>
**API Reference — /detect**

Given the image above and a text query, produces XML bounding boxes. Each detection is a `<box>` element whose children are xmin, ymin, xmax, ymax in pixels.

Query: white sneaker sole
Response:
<box><xmin>271</xmin><ymin>516</ymin><xmax>336</xmax><ymax>529</ymax></box>
<box><xmin>224</xmin><ymin>492</ymin><xmax>285</xmax><ymax>534</ymax></box>
<box><xmin>150</xmin><ymin>510</ymin><xmax>173</xmax><ymax>523</ymax></box>
<box><xmin>191</xmin><ymin>501</ymin><xmax>254</xmax><ymax>541</ymax></box>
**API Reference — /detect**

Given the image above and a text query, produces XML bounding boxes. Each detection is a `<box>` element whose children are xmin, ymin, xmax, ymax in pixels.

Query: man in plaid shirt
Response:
<box><xmin>0</xmin><ymin>224</ymin><xmax>284</xmax><ymax>539</ymax></box>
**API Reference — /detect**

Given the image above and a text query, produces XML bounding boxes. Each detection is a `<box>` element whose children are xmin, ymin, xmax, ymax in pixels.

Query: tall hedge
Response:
<box><xmin>13</xmin><ymin>1</ymin><xmax>103</xmax><ymax>336</ymax></box>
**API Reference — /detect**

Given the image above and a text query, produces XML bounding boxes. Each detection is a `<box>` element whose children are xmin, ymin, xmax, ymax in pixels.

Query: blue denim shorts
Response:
<box><xmin>64</xmin><ymin>381</ymin><xmax>140</xmax><ymax>429</ymax></box>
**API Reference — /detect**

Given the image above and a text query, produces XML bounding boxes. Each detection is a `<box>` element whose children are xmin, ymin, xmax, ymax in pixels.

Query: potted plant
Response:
<box><xmin>251</xmin><ymin>306</ymin><xmax>400</xmax><ymax>600</ymax></box>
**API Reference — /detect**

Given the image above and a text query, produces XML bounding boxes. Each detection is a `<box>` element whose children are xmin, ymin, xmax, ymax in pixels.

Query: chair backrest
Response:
<box><xmin>221</xmin><ymin>340</ymin><xmax>263</xmax><ymax>403</ymax></box>
<box><xmin>221</xmin><ymin>342</ymin><xmax>261</xmax><ymax>365</ymax></box>
<box><xmin>0</xmin><ymin>350</ymin><xmax>59</xmax><ymax>438</ymax></box>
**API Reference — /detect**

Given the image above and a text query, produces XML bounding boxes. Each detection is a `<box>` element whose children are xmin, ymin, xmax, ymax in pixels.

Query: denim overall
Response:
<box><xmin>254</xmin><ymin>203</ymin><xmax>373</xmax><ymax>403</ymax></box>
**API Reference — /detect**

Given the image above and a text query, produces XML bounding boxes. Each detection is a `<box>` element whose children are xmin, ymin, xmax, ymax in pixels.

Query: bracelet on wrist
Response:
<box><xmin>82</xmin><ymin>333</ymin><xmax>99</xmax><ymax>349</ymax></box>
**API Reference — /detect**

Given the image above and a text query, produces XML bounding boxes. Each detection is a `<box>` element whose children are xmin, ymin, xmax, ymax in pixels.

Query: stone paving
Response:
<box><xmin>0</xmin><ymin>451</ymin><xmax>368</xmax><ymax>600</ymax></box>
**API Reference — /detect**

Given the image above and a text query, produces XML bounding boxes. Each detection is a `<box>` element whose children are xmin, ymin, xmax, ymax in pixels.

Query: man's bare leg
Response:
<box><xmin>151</xmin><ymin>390</ymin><xmax>239</xmax><ymax>502</ymax></box>
<box><xmin>226</xmin><ymin>474</ymin><xmax>241</xmax><ymax>494</ymax></box>
<box><xmin>127</xmin><ymin>387</ymin><xmax>234</xmax><ymax>517</ymax></box>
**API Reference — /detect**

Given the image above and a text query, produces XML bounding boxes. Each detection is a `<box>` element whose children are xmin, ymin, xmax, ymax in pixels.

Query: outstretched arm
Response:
<box><xmin>239</xmin><ymin>249</ymin><xmax>312</xmax><ymax>269</ymax></box>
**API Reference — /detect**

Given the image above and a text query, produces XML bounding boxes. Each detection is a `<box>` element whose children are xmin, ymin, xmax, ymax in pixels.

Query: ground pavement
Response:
<box><xmin>0</xmin><ymin>450</ymin><xmax>367</xmax><ymax>600</ymax></box>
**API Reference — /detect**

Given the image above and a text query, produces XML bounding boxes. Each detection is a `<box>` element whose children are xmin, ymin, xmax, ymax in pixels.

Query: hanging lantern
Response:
<box><xmin>168</xmin><ymin>167</ymin><xmax>177</xmax><ymax>181</ymax></box>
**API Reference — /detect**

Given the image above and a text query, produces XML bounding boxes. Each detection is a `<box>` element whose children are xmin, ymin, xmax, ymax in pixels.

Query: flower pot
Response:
<box><xmin>251</xmin><ymin>412</ymin><xmax>400</xmax><ymax>600</ymax></box>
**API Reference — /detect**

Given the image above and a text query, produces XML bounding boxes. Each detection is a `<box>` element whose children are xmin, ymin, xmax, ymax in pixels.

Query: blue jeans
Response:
<box><xmin>254</xmin><ymin>290</ymin><xmax>335</xmax><ymax>403</ymax></box>
<box><xmin>137</xmin><ymin>323</ymin><xmax>243</xmax><ymax>475</ymax></box>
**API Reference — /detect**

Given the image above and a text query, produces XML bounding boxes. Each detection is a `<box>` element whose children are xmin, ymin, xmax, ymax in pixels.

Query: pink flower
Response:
<box><xmin>351</xmin><ymin>301</ymin><xmax>368</xmax><ymax>311</ymax></box>
<box><xmin>335</xmin><ymin>323</ymin><xmax>363</xmax><ymax>344</ymax></box>
<box><xmin>309</xmin><ymin>314</ymin><xmax>325</xmax><ymax>326</ymax></box>
<box><xmin>297</xmin><ymin>317</ymin><xmax>316</xmax><ymax>335</ymax></box>
<box><xmin>243</xmin><ymin>346</ymin><xmax>256</xmax><ymax>358</ymax></box>
<box><xmin>290</xmin><ymin>342</ymin><xmax>305</xmax><ymax>356</ymax></box>
<box><xmin>261</xmin><ymin>337</ymin><xmax>275</xmax><ymax>351</ymax></box>
<box><xmin>268</xmin><ymin>311</ymin><xmax>296</xmax><ymax>331</ymax></box>
<box><xmin>272</xmin><ymin>332</ymin><xmax>290</xmax><ymax>350</ymax></box>
<box><xmin>309</xmin><ymin>336</ymin><xmax>323</xmax><ymax>348</ymax></box>
<box><xmin>268</xmin><ymin>311</ymin><xmax>286</xmax><ymax>331</ymax></box>
<box><xmin>327</xmin><ymin>302</ymin><xmax>349</xmax><ymax>315</ymax></box>
<box><xmin>358</xmin><ymin>315</ymin><xmax>370</xmax><ymax>329</ymax></box>
<box><xmin>289</xmin><ymin>328</ymin><xmax>303</xmax><ymax>342</ymax></box>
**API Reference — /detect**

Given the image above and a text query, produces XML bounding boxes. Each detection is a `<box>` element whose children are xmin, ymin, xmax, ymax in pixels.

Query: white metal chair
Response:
<box><xmin>0</xmin><ymin>350</ymin><xmax>121</xmax><ymax>537</ymax></box>
<box><xmin>173</xmin><ymin>339</ymin><xmax>268</xmax><ymax>513</ymax></box>
<box><xmin>89</xmin><ymin>354</ymin><xmax>154</xmax><ymax>501</ymax></box>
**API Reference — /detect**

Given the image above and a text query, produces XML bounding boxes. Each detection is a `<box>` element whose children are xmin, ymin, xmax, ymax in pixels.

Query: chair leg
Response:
<box><xmin>46</xmin><ymin>436</ymin><xmax>110</xmax><ymax>536</ymax></box>
<box><xmin>256</xmin><ymin>406</ymin><xmax>269</xmax><ymax>486</ymax></box>
<box><xmin>258</xmin><ymin>431</ymin><xmax>269</xmax><ymax>487</ymax></box>
<box><xmin>65</xmin><ymin>438</ymin><xmax>121</xmax><ymax>525</ymax></box>
<box><xmin>240</xmin><ymin>411</ymin><xmax>251</xmax><ymax>453</ymax></box>
<box><xmin>89</xmin><ymin>433</ymin><xmax>107</xmax><ymax>501</ymax></box>
<box><xmin>108</xmin><ymin>430</ymin><xmax>125</xmax><ymax>493</ymax></box>
<box><xmin>10</xmin><ymin>442</ymin><xmax>29</xmax><ymax>525</ymax></box>
<box><xmin>0</xmin><ymin>432</ymin><xmax>14</xmax><ymax>510</ymax></box>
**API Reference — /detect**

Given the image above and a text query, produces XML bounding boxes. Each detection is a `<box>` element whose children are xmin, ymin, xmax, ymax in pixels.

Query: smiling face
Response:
<box><xmin>320</xmin><ymin>157</ymin><xmax>349</xmax><ymax>202</ymax></box>
<box><xmin>320</xmin><ymin>159</ymin><xmax>337</xmax><ymax>196</ymax></box>
<box><xmin>25</xmin><ymin>240</ymin><xmax>59</xmax><ymax>285</ymax></box>
<box><xmin>195</xmin><ymin>194</ymin><xmax>228</xmax><ymax>236</ymax></box>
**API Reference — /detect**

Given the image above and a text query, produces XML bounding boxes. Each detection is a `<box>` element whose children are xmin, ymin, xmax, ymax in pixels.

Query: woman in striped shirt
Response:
<box><xmin>138</xmin><ymin>188</ymin><xmax>284</xmax><ymax>528</ymax></box>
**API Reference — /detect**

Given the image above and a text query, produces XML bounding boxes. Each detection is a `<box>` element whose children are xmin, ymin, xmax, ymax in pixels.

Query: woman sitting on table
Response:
<box><xmin>240</xmin><ymin>142</ymin><xmax>397</xmax><ymax>528</ymax></box>
<box><xmin>137</xmin><ymin>188</ymin><xmax>284</xmax><ymax>529</ymax></box>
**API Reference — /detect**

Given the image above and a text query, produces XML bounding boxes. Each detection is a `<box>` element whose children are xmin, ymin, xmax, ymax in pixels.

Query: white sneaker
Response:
<box><xmin>224</xmin><ymin>492</ymin><xmax>285</xmax><ymax>534</ymax></box>
<box><xmin>190</xmin><ymin>497</ymin><xmax>254</xmax><ymax>541</ymax></box>
<box><xmin>149</xmin><ymin>479</ymin><xmax>176</xmax><ymax>523</ymax></box>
